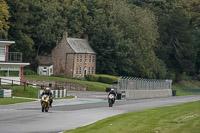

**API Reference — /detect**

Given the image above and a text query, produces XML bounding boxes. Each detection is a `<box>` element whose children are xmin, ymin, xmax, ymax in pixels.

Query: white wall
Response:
<box><xmin>125</xmin><ymin>89</ymin><xmax>172</xmax><ymax>100</ymax></box>
<box><xmin>38</xmin><ymin>65</ymin><xmax>53</xmax><ymax>76</ymax></box>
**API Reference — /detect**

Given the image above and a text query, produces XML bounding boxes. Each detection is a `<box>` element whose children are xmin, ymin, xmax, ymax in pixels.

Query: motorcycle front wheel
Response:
<box><xmin>42</xmin><ymin>103</ymin><xmax>45</xmax><ymax>112</ymax></box>
<box><xmin>108</xmin><ymin>100</ymin><xmax>113</xmax><ymax>107</ymax></box>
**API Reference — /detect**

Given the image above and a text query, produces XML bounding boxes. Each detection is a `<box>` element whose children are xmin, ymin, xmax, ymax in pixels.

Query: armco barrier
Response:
<box><xmin>0</xmin><ymin>89</ymin><xmax>12</xmax><ymax>98</ymax></box>
<box><xmin>38</xmin><ymin>89</ymin><xmax>67</xmax><ymax>99</ymax></box>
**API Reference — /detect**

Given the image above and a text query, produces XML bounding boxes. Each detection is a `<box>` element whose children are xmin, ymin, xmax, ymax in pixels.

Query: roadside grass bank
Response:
<box><xmin>1</xmin><ymin>85</ymin><xmax>41</xmax><ymax>98</ymax></box>
<box><xmin>24</xmin><ymin>75</ymin><xmax>110</xmax><ymax>92</ymax></box>
<box><xmin>65</xmin><ymin>101</ymin><xmax>200</xmax><ymax>133</ymax></box>
<box><xmin>0</xmin><ymin>98</ymin><xmax>35</xmax><ymax>105</ymax></box>
<box><xmin>54</xmin><ymin>95</ymin><xmax>75</xmax><ymax>100</ymax></box>
<box><xmin>172</xmin><ymin>80</ymin><xmax>200</xmax><ymax>96</ymax></box>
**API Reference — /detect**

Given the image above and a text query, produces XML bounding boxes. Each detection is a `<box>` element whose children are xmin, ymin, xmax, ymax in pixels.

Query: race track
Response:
<box><xmin>0</xmin><ymin>91</ymin><xmax>200</xmax><ymax>133</ymax></box>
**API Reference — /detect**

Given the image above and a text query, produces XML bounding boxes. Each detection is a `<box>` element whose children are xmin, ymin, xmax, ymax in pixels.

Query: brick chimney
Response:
<box><xmin>62</xmin><ymin>31</ymin><xmax>68</xmax><ymax>40</ymax></box>
<box><xmin>84</xmin><ymin>34</ymin><xmax>88</xmax><ymax>41</ymax></box>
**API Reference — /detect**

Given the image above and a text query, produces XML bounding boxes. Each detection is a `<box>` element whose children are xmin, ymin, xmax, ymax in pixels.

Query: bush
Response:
<box><xmin>85</xmin><ymin>74</ymin><xmax>99</xmax><ymax>82</ymax></box>
<box><xmin>23</xmin><ymin>69</ymin><xmax>37</xmax><ymax>75</ymax></box>
<box><xmin>85</xmin><ymin>74</ymin><xmax>118</xmax><ymax>84</ymax></box>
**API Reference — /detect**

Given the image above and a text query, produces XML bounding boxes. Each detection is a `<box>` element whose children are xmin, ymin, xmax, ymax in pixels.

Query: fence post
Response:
<box><xmin>0</xmin><ymin>78</ymin><xmax>1</xmax><ymax>85</ymax></box>
<box><xmin>23</xmin><ymin>82</ymin><xmax>26</xmax><ymax>91</ymax></box>
<box><xmin>12</xmin><ymin>80</ymin><xmax>13</xmax><ymax>86</ymax></box>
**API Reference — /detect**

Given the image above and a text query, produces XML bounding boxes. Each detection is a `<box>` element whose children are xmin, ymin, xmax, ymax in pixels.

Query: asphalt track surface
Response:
<box><xmin>0</xmin><ymin>90</ymin><xmax>200</xmax><ymax>133</ymax></box>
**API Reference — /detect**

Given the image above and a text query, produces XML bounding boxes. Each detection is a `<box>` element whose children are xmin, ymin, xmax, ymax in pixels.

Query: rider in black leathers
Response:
<box><xmin>40</xmin><ymin>87</ymin><xmax>53</xmax><ymax>107</ymax></box>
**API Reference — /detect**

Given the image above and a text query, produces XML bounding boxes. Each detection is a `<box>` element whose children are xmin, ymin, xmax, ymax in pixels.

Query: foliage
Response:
<box><xmin>4</xmin><ymin>0</ymin><xmax>200</xmax><ymax>81</ymax></box>
<box><xmin>65</xmin><ymin>101</ymin><xmax>200</xmax><ymax>133</ymax></box>
<box><xmin>85</xmin><ymin>74</ymin><xmax>118</xmax><ymax>84</ymax></box>
<box><xmin>0</xmin><ymin>0</ymin><xmax>10</xmax><ymax>36</ymax></box>
<box><xmin>23</xmin><ymin>69</ymin><xmax>37</xmax><ymax>75</ymax></box>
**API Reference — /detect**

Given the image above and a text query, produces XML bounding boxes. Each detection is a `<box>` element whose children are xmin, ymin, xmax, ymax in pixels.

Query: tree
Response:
<box><xmin>0</xmin><ymin>0</ymin><xmax>10</xmax><ymax>36</ymax></box>
<box><xmin>113</xmin><ymin>1</ymin><xmax>166</xmax><ymax>78</ymax></box>
<box><xmin>30</xmin><ymin>0</ymin><xmax>66</xmax><ymax>56</ymax></box>
<box><xmin>5</xmin><ymin>0</ymin><xmax>34</xmax><ymax>60</ymax></box>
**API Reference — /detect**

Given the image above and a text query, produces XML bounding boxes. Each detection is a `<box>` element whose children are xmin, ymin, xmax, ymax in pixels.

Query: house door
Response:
<box><xmin>84</xmin><ymin>67</ymin><xmax>87</xmax><ymax>77</ymax></box>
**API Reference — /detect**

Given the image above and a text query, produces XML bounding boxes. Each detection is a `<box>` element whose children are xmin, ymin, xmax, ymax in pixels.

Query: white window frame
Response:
<box><xmin>0</xmin><ymin>46</ymin><xmax>6</xmax><ymax>56</ymax></box>
<box><xmin>76</xmin><ymin>67</ymin><xmax>78</xmax><ymax>74</ymax></box>
<box><xmin>89</xmin><ymin>55</ymin><xmax>91</xmax><ymax>62</ymax></box>
<box><xmin>80</xmin><ymin>55</ymin><xmax>82</xmax><ymax>63</ymax></box>
<box><xmin>77</xmin><ymin>55</ymin><xmax>79</xmax><ymax>63</ymax></box>
<box><xmin>92</xmin><ymin>56</ymin><xmax>95</xmax><ymax>62</ymax></box>
<box><xmin>79</xmin><ymin>67</ymin><xmax>82</xmax><ymax>74</ymax></box>
<box><xmin>85</xmin><ymin>55</ymin><xmax>87</xmax><ymax>63</ymax></box>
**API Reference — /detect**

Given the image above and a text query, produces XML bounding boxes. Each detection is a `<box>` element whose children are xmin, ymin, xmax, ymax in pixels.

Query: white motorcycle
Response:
<box><xmin>108</xmin><ymin>94</ymin><xmax>115</xmax><ymax>107</ymax></box>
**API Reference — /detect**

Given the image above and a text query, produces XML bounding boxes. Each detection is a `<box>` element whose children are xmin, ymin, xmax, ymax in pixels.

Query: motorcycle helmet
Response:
<box><xmin>111</xmin><ymin>88</ymin><xmax>114</xmax><ymax>91</ymax></box>
<box><xmin>45</xmin><ymin>87</ymin><xmax>50</xmax><ymax>93</ymax></box>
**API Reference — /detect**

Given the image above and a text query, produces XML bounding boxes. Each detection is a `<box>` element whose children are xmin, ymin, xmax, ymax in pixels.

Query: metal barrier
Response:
<box><xmin>117</xmin><ymin>77</ymin><xmax>172</xmax><ymax>91</ymax></box>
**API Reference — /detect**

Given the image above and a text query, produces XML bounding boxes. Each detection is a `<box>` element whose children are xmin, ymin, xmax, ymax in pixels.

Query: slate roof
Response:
<box><xmin>67</xmin><ymin>38</ymin><xmax>96</xmax><ymax>54</ymax></box>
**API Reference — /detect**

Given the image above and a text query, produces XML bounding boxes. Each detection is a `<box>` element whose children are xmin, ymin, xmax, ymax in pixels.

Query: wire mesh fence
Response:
<box><xmin>117</xmin><ymin>77</ymin><xmax>172</xmax><ymax>90</ymax></box>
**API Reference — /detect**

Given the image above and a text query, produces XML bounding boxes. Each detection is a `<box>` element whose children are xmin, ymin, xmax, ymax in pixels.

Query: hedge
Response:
<box><xmin>85</xmin><ymin>74</ymin><xmax>118</xmax><ymax>84</ymax></box>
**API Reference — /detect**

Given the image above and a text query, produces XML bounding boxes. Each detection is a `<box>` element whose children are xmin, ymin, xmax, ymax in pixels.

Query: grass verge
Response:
<box><xmin>54</xmin><ymin>96</ymin><xmax>75</xmax><ymax>100</ymax></box>
<box><xmin>24</xmin><ymin>75</ymin><xmax>111</xmax><ymax>92</ymax></box>
<box><xmin>65</xmin><ymin>101</ymin><xmax>200</xmax><ymax>133</ymax></box>
<box><xmin>0</xmin><ymin>85</ymin><xmax>41</xmax><ymax>98</ymax></box>
<box><xmin>172</xmin><ymin>80</ymin><xmax>200</xmax><ymax>96</ymax></box>
<box><xmin>0</xmin><ymin>98</ymin><xmax>35</xmax><ymax>105</ymax></box>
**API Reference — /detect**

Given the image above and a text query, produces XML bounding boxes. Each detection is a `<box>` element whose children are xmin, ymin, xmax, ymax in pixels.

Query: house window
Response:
<box><xmin>0</xmin><ymin>70</ymin><xmax>8</xmax><ymax>76</ymax></box>
<box><xmin>92</xmin><ymin>67</ymin><xmax>94</xmax><ymax>74</ymax></box>
<box><xmin>0</xmin><ymin>67</ymin><xmax>20</xmax><ymax>77</ymax></box>
<box><xmin>43</xmin><ymin>67</ymin><xmax>47</xmax><ymax>72</ymax></box>
<box><xmin>0</xmin><ymin>46</ymin><xmax>5</xmax><ymax>55</ymax></box>
<box><xmin>9</xmin><ymin>71</ymin><xmax>19</xmax><ymax>77</ymax></box>
<box><xmin>80</xmin><ymin>55</ymin><xmax>82</xmax><ymax>63</ymax></box>
<box><xmin>89</xmin><ymin>55</ymin><xmax>91</xmax><ymax>62</ymax></box>
<box><xmin>92</xmin><ymin>56</ymin><xmax>95</xmax><ymax>62</ymax></box>
<box><xmin>88</xmin><ymin>67</ymin><xmax>90</xmax><ymax>74</ymax></box>
<box><xmin>76</xmin><ymin>67</ymin><xmax>78</xmax><ymax>74</ymax></box>
<box><xmin>85</xmin><ymin>55</ymin><xmax>87</xmax><ymax>63</ymax></box>
<box><xmin>79</xmin><ymin>67</ymin><xmax>82</xmax><ymax>74</ymax></box>
<box><xmin>77</xmin><ymin>55</ymin><xmax>79</xmax><ymax>63</ymax></box>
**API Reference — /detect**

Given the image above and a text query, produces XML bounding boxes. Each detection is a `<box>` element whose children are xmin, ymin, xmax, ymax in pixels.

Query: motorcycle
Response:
<box><xmin>108</xmin><ymin>94</ymin><xmax>115</xmax><ymax>107</ymax></box>
<box><xmin>41</xmin><ymin>94</ymin><xmax>50</xmax><ymax>112</ymax></box>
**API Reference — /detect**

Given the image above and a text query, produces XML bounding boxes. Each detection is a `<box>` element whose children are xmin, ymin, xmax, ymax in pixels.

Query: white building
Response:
<box><xmin>0</xmin><ymin>41</ymin><xmax>29</xmax><ymax>85</ymax></box>
<box><xmin>37</xmin><ymin>65</ymin><xmax>53</xmax><ymax>76</ymax></box>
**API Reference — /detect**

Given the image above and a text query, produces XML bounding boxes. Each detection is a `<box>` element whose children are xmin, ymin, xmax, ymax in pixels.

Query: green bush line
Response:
<box><xmin>85</xmin><ymin>74</ymin><xmax>118</xmax><ymax>84</ymax></box>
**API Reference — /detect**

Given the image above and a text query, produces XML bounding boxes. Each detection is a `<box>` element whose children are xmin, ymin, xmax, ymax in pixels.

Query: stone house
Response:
<box><xmin>51</xmin><ymin>32</ymin><xmax>96</xmax><ymax>78</ymax></box>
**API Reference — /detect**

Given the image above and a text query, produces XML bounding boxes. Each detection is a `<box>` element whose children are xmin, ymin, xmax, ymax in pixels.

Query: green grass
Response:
<box><xmin>65</xmin><ymin>101</ymin><xmax>200</xmax><ymax>133</ymax></box>
<box><xmin>0</xmin><ymin>85</ymin><xmax>41</xmax><ymax>98</ymax></box>
<box><xmin>172</xmin><ymin>80</ymin><xmax>200</xmax><ymax>96</ymax></box>
<box><xmin>24</xmin><ymin>75</ymin><xmax>111</xmax><ymax>92</ymax></box>
<box><xmin>0</xmin><ymin>98</ymin><xmax>35</xmax><ymax>105</ymax></box>
<box><xmin>54</xmin><ymin>95</ymin><xmax>75</xmax><ymax>100</ymax></box>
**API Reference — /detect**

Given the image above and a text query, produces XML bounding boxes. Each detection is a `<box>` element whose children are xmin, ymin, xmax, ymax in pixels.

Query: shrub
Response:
<box><xmin>23</xmin><ymin>69</ymin><xmax>37</xmax><ymax>75</ymax></box>
<box><xmin>85</xmin><ymin>74</ymin><xmax>99</xmax><ymax>82</ymax></box>
<box><xmin>85</xmin><ymin>74</ymin><xmax>118</xmax><ymax>84</ymax></box>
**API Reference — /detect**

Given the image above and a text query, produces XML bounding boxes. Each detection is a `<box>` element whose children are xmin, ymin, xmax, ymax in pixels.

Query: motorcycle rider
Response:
<box><xmin>40</xmin><ymin>87</ymin><xmax>53</xmax><ymax>107</ymax></box>
<box><xmin>108</xmin><ymin>88</ymin><xmax>117</xmax><ymax>103</ymax></box>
